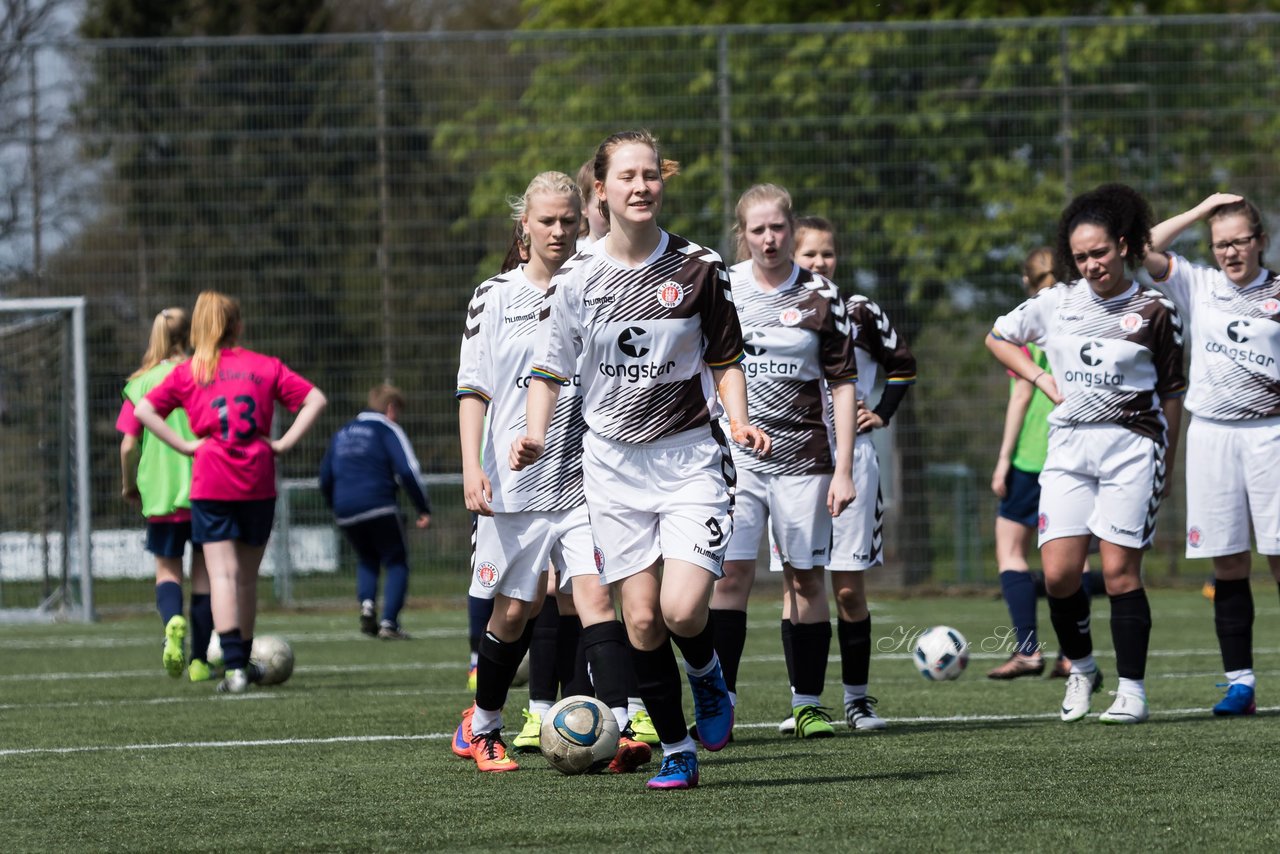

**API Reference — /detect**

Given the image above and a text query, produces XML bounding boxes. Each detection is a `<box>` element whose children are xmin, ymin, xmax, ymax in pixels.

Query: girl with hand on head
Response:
<box><xmin>134</xmin><ymin>291</ymin><xmax>326</xmax><ymax>694</ymax></box>
<box><xmin>512</xmin><ymin>130</ymin><xmax>769</xmax><ymax>790</ymax></box>
<box><xmin>1145</xmin><ymin>193</ymin><xmax>1280</xmax><ymax>716</ymax></box>
<box><xmin>987</xmin><ymin>184</ymin><xmax>1186</xmax><ymax>725</ymax></box>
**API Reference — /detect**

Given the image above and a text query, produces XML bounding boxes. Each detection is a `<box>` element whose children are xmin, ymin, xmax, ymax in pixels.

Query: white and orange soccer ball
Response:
<box><xmin>913</xmin><ymin>626</ymin><xmax>970</xmax><ymax>681</ymax></box>
<box><xmin>540</xmin><ymin>695</ymin><xmax>619</xmax><ymax>775</ymax></box>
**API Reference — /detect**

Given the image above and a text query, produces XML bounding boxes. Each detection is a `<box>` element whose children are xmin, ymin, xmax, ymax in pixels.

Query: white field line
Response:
<box><xmin>4</xmin><ymin>703</ymin><xmax>1278</xmax><ymax>758</ymax></box>
<box><xmin>8</xmin><ymin>646</ymin><xmax>1280</xmax><ymax>684</ymax></box>
<box><xmin>0</xmin><ymin>660</ymin><xmax>467</xmax><ymax>682</ymax></box>
<box><xmin>3</xmin><ymin>664</ymin><xmax>1276</xmax><ymax>715</ymax></box>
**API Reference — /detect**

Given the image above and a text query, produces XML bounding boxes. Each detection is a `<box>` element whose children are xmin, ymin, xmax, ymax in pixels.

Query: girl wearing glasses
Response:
<box><xmin>987</xmin><ymin>184</ymin><xmax>1186</xmax><ymax>725</ymax></box>
<box><xmin>1144</xmin><ymin>193</ymin><xmax>1280</xmax><ymax>717</ymax></box>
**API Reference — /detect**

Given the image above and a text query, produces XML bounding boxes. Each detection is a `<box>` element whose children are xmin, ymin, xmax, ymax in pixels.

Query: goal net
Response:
<box><xmin>0</xmin><ymin>298</ymin><xmax>93</xmax><ymax>622</ymax></box>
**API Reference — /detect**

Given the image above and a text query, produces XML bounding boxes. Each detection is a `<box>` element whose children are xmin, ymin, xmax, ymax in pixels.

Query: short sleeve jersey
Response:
<box><xmin>992</xmin><ymin>280</ymin><xmax>1187</xmax><ymax>443</ymax></box>
<box><xmin>846</xmin><ymin>295</ymin><xmax>918</xmax><ymax>401</ymax></box>
<box><xmin>118</xmin><ymin>360</ymin><xmax>196</xmax><ymax>519</ymax></box>
<box><xmin>457</xmin><ymin>265</ymin><xmax>586</xmax><ymax>513</ymax></box>
<box><xmin>145</xmin><ymin>347</ymin><xmax>315</xmax><ymax>501</ymax></box>
<box><xmin>726</xmin><ymin>260</ymin><xmax>857</xmax><ymax>474</ymax></box>
<box><xmin>529</xmin><ymin>231</ymin><xmax>745</xmax><ymax>444</ymax></box>
<box><xmin>1150</xmin><ymin>253</ymin><xmax>1280</xmax><ymax>420</ymax></box>
<box><xmin>1011</xmin><ymin>343</ymin><xmax>1053</xmax><ymax>473</ymax></box>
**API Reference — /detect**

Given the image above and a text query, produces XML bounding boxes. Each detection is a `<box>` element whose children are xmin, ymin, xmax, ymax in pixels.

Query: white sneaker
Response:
<box><xmin>778</xmin><ymin>715</ymin><xmax>796</xmax><ymax>734</ymax></box>
<box><xmin>1098</xmin><ymin>692</ymin><xmax>1149</xmax><ymax>724</ymax></box>
<box><xmin>1059</xmin><ymin>669</ymin><xmax>1103</xmax><ymax>722</ymax></box>
<box><xmin>216</xmin><ymin>667</ymin><xmax>248</xmax><ymax>694</ymax></box>
<box><xmin>845</xmin><ymin>696</ymin><xmax>888</xmax><ymax>731</ymax></box>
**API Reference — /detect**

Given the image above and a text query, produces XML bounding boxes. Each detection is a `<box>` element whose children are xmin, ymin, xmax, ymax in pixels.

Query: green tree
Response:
<box><xmin>439</xmin><ymin>3</ymin><xmax>1280</xmax><ymax>579</ymax></box>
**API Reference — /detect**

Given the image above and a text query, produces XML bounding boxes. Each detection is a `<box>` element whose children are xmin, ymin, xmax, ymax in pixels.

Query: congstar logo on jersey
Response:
<box><xmin>1063</xmin><ymin>341</ymin><xmax>1123</xmax><ymax>386</ymax></box>
<box><xmin>601</xmin><ymin>326</ymin><xmax>676</xmax><ymax>382</ymax></box>
<box><xmin>1205</xmin><ymin>332</ymin><xmax>1276</xmax><ymax>368</ymax></box>
<box><xmin>743</xmin><ymin>331</ymin><xmax>766</xmax><ymax>357</ymax></box>
<box><xmin>742</xmin><ymin>359</ymin><xmax>801</xmax><ymax>378</ymax></box>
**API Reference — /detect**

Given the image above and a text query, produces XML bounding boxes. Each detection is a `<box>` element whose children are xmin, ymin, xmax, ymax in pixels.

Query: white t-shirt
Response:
<box><xmin>456</xmin><ymin>265</ymin><xmax>586</xmax><ymax>513</ymax></box>
<box><xmin>724</xmin><ymin>260</ymin><xmax>856</xmax><ymax>475</ymax></box>
<box><xmin>992</xmin><ymin>279</ymin><xmax>1187</xmax><ymax>442</ymax></box>
<box><xmin>1151</xmin><ymin>253</ymin><xmax>1280</xmax><ymax>420</ymax></box>
<box><xmin>529</xmin><ymin>231</ymin><xmax>745</xmax><ymax>445</ymax></box>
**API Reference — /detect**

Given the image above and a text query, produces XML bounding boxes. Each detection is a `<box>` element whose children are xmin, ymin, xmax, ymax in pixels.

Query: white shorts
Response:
<box><xmin>582</xmin><ymin>426</ymin><xmax>734</xmax><ymax>585</ymax></box>
<box><xmin>1037</xmin><ymin>424</ymin><xmax>1165</xmax><ymax>550</ymax></box>
<box><xmin>769</xmin><ymin>441</ymin><xmax>883</xmax><ymax>573</ymax></box>
<box><xmin>470</xmin><ymin>504</ymin><xmax>596</xmax><ymax>601</ymax></box>
<box><xmin>1184</xmin><ymin>415</ymin><xmax>1280</xmax><ymax>557</ymax></box>
<box><xmin>725</xmin><ymin>467</ymin><xmax>832</xmax><ymax>569</ymax></box>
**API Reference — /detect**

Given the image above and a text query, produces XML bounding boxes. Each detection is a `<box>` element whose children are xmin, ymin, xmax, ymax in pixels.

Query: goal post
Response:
<box><xmin>0</xmin><ymin>297</ymin><xmax>93</xmax><ymax>623</ymax></box>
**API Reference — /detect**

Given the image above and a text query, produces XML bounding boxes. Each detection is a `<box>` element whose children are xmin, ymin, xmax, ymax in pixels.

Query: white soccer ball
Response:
<box><xmin>913</xmin><ymin>626</ymin><xmax>970</xmax><ymax>681</ymax></box>
<box><xmin>540</xmin><ymin>695</ymin><xmax>620</xmax><ymax>775</ymax></box>
<box><xmin>250</xmin><ymin>634</ymin><xmax>295</xmax><ymax>686</ymax></box>
<box><xmin>205</xmin><ymin>633</ymin><xmax>224</xmax><ymax>669</ymax></box>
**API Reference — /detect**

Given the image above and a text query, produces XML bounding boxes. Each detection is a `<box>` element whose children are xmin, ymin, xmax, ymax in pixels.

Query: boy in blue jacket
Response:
<box><xmin>320</xmin><ymin>384</ymin><xmax>431</xmax><ymax>638</ymax></box>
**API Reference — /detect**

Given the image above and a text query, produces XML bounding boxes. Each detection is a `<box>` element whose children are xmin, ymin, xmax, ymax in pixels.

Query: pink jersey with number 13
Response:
<box><xmin>145</xmin><ymin>347</ymin><xmax>314</xmax><ymax>501</ymax></box>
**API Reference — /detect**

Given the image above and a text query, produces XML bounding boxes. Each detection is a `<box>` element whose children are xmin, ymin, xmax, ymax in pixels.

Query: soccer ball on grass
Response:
<box><xmin>250</xmin><ymin>634</ymin><xmax>295</xmax><ymax>686</ymax></box>
<box><xmin>912</xmin><ymin>626</ymin><xmax>969</xmax><ymax>681</ymax></box>
<box><xmin>540</xmin><ymin>695</ymin><xmax>619</xmax><ymax>775</ymax></box>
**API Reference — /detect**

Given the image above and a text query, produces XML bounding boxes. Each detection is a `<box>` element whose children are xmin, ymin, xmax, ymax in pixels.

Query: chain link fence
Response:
<box><xmin>2</xmin><ymin>15</ymin><xmax>1278</xmax><ymax>611</ymax></box>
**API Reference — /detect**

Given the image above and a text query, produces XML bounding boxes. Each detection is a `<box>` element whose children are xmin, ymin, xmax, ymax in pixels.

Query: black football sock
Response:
<box><xmin>629</xmin><ymin>641</ymin><xmax>688</xmax><ymax>745</ymax></box>
<box><xmin>527</xmin><ymin>596</ymin><xmax>559</xmax><ymax>704</ymax></box>
<box><xmin>790</xmin><ymin>620</ymin><xmax>832</xmax><ymax>699</ymax></box>
<box><xmin>709</xmin><ymin>608</ymin><xmax>747</xmax><ymax>693</ymax></box>
<box><xmin>837</xmin><ymin>616</ymin><xmax>872</xmax><ymax>687</ymax></box>
<box><xmin>1108</xmin><ymin>588</ymin><xmax>1152</xmax><ymax>681</ymax></box>
<box><xmin>1047</xmin><ymin>587</ymin><xmax>1093</xmax><ymax>663</ymax></box>
<box><xmin>581</xmin><ymin>621</ymin><xmax>630</xmax><ymax>710</ymax></box>
<box><xmin>475</xmin><ymin>622</ymin><xmax>535</xmax><ymax>713</ymax></box>
<box><xmin>1214</xmin><ymin>578</ymin><xmax>1253</xmax><ymax>673</ymax></box>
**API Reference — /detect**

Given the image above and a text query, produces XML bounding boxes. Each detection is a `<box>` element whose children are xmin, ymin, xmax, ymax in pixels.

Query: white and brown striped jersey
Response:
<box><xmin>847</xmin><ymin>295</ymin><xmax>918</xmax><ymax>403</ymax></box>
<box><xmin>726</xmin><ymin>261</ymin><xmax>857</xmax><ymax>475</ymax></box>
<box><xmin>1151</xmin><ymin>253</ymin><xmax>1280</xmax><ymax>420</ymax></box>
<box><xmin>530</xmin><ymin>232</ymin><xmax>745</xmax><ymax>444</ymax></box>
<box><xmin>456</xmin><ymin>266</ymin><xmax>586</xmax><ymax>513</ymax></box>
<box><xmin>992</xmin><ymin>279</ymin><xmax>1187</xmax><ymax>443</ymax></box>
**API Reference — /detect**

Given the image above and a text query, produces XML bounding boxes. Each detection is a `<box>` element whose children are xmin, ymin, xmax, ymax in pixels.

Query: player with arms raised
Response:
<box><xmin>1145</xmin><ymin>193</ymin><xmax>1280</xmax><ymax>716</ymax></box>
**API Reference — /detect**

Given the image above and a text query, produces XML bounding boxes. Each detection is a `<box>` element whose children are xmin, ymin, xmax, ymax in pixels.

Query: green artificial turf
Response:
<box><xmin>2</xmin><ymin>589</ymin><xmax>1276</xmax><ymax>852</ymax></box>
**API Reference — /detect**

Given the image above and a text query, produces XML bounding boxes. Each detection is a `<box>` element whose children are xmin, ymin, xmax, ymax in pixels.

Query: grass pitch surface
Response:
<box><xmin>2</xmin><ymin>589</ymin><xmax>1277</xmax><ymax>852</ymax></box>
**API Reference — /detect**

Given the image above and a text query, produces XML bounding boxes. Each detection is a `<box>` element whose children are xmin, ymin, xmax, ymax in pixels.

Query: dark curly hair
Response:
<box><xmin>1055</xmin><ymin>183</ymin><xmax>1153</xmax><ymax>277</ymax></box>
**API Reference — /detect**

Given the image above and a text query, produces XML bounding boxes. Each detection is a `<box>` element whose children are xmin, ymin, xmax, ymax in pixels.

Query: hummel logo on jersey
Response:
<box><xmin>1079</xmin><ymin>341</ymin><xmax>1103</xmax><ymax>366</ymax></box>
<box><xmin>504</xmin><ymin>310</ymin><xmax>538</xmax><ymax>324</ymax></box>
<box><xmin>1227</xmin><ymin>320</ymin><xmax>1250</xmax><ymax>343</ymax></box>
<box><xmin>743</xmin><ymin>331</ymin><xmax>766</xmax><ymax>357</ymax></box>
<box><xmin>617</xmin><ymin>326</ymin><xmax>650</xmax><ymax>358</ymax></box>
<box><xmin>584</xmin><ymin>295</ymin><xmax>615</xmax><ymax>307</ymax></box>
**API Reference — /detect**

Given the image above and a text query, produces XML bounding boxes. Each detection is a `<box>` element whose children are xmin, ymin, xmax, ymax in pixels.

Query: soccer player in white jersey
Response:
<box><xmin>708</xmin><ymin>191</ymin><xmax>858</xmax><ymax>741</ymax></box>
<box><xmin>513</xmin><ymin>130</ymin><xmax>770</xmax><ymax>790</ymax></box>
<box><xmin>1144</xmin><ymin>193</ymin><xmax>1280</xmax><ymax>717</ymax></box>
<box><xmin>454</xmin><ymin>171</ymin><xmax>651</xmax><ymax>775</ymax></box>
<box><xmin>988</xmin><ymin>183</ymin><xmax>1187</xmax><ymax>725</ymax></box>
<box><xmin>776</xmin><ymin>216</ymin><xmax>916</xmax><ymax>736</ymax></box>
